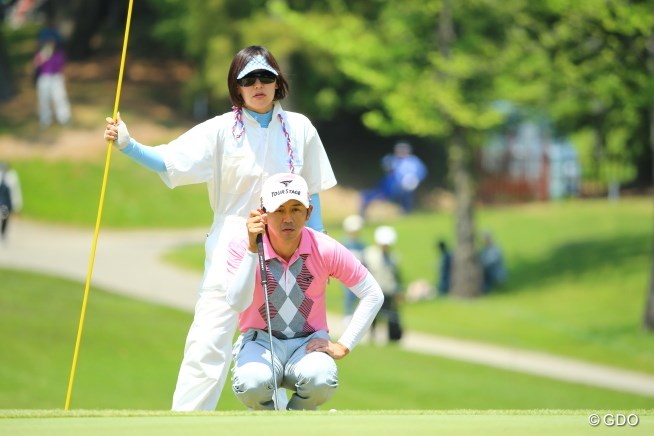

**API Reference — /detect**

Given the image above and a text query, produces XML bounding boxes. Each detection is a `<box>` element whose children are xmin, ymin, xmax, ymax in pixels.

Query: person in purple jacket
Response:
<box><xmin>33</xmin><ymin>26</ymin><xmax>71</xmax><ymax>128</ymax></box>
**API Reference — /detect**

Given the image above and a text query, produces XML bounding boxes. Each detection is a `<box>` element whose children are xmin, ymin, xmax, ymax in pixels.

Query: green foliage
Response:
<box><xmin>123</xmin><ymin>0</ymin><xmax>654</xmax><ymax>179</ymax></box>
<box><xmin>270</xmin><ymin>0</ymin><xmax>518</xmax><ymax>138</ymax></box>
<box><xmin>508</xmin><ymin>1</ymin><xmax>654</xmax><ymax>181</ymax></box>
<box><xmin>84</xmin><ymin>0</ymin><xmax>635</xmax><ymax>191</ymax></box>
<box><xmin>2</xmin><ymin>269</ymin><xmax>653</xmax><ymax>411</ymax></box>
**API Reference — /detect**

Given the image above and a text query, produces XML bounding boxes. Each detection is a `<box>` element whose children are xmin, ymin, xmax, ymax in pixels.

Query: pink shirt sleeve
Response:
<box><xmin>320</xmin><ymin>234</ymin><xmax>369</xmax><ymax>287</ymax></box>
<box><xmin>301</xmin><ymin>231</ymin><xmax>369</xmax><ymax>332</ymax></box>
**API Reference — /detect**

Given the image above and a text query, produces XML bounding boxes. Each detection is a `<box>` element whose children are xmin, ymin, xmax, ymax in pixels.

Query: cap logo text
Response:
<box><xmin>271</xmin><ymin>189</ymin><xmax>300</xmax><ymax>197</ymax></box>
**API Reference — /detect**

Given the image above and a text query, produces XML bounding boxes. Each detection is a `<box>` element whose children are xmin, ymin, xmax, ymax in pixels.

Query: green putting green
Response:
<box><xmin>1</xmin><ymin>410</ymin><xmax>652</xmax><ymax>436</ymax></box>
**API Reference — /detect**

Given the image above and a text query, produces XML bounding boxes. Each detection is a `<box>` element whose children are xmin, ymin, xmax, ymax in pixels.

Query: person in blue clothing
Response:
<box><xmin>360</xmin><ymin>141</ymin><xmax>427</xmax><ymax>217</ymax></box>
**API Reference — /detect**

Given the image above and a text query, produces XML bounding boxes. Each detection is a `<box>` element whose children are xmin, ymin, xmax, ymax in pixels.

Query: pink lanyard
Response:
<box><xmin>232</xmin><ymin>106</ymin><xmax>294</xmax><ymax>173</ymax></box>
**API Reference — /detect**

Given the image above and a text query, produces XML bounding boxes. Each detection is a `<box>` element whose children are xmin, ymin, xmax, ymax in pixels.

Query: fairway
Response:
<box><xmin>1</xmin><ymin>410</ymin><xmax>652</xmax><ymax>435</ymax></box>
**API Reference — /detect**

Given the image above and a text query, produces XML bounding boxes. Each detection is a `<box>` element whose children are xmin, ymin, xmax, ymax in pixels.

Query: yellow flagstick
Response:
<box><xmin>64</xmin><ymin>0</ymin><xmax>135</xmax><ymax>411</ymax></box>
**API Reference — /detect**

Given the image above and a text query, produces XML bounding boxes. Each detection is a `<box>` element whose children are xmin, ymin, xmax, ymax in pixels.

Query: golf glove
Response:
<box><xmin>115</xmin><ymin>120</ymin><xmax>131</xmax><ymax>150</ymax></box>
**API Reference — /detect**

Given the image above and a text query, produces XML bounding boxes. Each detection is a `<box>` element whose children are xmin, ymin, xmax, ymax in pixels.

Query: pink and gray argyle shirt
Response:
<box><xmin>227</xmin><ymin>228</ymin><xmax>368</xmax><ymax>337</ymax></box>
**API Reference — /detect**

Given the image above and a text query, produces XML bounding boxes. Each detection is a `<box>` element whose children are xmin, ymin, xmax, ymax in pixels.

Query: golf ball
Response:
<box><xmin>329</xmin><ymin>409</ymin><xmax>337</xmax><ymax>413</ymax></box>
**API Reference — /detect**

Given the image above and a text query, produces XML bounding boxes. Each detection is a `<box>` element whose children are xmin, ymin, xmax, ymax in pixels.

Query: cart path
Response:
<box><xmin>2</xmin><ymin>217</ymin><xmax>654</xmax><ymax>398</ymax></box>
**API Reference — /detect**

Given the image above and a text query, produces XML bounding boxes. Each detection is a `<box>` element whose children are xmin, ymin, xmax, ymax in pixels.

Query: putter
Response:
<box><xmin>256</xmin><ymin>232</ymin><xmax>281</xmax><ymax>410</ymax></box>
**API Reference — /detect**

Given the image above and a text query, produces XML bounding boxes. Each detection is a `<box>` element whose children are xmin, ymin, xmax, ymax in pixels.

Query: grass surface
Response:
<box><xmin>2</xmin><ymin>269</ymin><xmax>654</xmax><ymax>411</ymax></box>
<box><xmin>12</xmin><ymin>159</ymin><xmax>212</xmax><ymax>228</ymax></box>
<box><xmin>1</xmin><ymin>410</ymin><xmax>652</xmax><ymax>436</ymax></box>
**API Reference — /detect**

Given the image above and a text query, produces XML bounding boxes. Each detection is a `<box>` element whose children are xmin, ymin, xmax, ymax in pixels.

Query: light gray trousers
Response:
<box><xmin>231</xmin><ymin>329</ymin><xmax>338</xmax><ymax>410</ymax></box>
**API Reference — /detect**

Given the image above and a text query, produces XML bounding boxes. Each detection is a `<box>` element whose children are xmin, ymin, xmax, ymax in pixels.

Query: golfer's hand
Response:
<box><xmin>104</xmin><ymin>112</ymin><xmax>131</xmax><ymax>149</ymax></box>
<box><xmin>306</xmin><ymin>338</ymin><xmax>350</xmax><ymax>360</ymax></box>
<box><xmin>246</xmin><ymin>209</ymin><xmax>267</xmax><ymax>253</ymax></box>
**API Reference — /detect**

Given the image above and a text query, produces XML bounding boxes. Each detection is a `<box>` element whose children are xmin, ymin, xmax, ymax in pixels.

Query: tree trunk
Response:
<box><xmin>0</xmin><ymin>28</ymin><xmax>16</xmax><ymax>102</ymax></box>
<box><xmin>67</xmin><ymin>0</ymin><xmax>109</xmax><ymax>60</ymax></box>
<box><xmin>644</xmin><ymin>239</ymin><xmax>654</xmax><ymax>330</ymax></box>
<box><xmin>648</xmin><ymin>90</ymin><xmax>654</xmax><ymax>331</ymax></box>
<box><xmin>437</xmin><ymin>0</ymin><xmax>482</xmax><ymax>298</ymax></box>
<box><xmin>450</xmin><ymin>128</ymin><xmax>483</xmax><ymax>298</ymax></box>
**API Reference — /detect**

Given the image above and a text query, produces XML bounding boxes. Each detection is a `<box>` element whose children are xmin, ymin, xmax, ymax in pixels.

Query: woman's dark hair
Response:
<box><xmin>227</xmin><ymin>46</ymin><xmax>289</xmax><ymax>107</ymax></box>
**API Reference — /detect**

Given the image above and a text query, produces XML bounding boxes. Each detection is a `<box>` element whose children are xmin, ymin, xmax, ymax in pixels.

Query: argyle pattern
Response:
<box><xmin>259</xmin><ymin>254</ymin><xmax>315</xmax><ymax>339</ymax></box>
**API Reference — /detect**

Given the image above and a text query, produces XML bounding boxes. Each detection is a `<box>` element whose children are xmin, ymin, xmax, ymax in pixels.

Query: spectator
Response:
<box><xmin>365</xmin><ymin>225</ymin><xmax>404</xmax><ymax>343</ymax></box>
<box><xmin>0</xmin><ymin>162</ymin><xmax>23</xmax><ymax>245</ymax></box>
<box><xmin>226</xmin><ymin>173</ymin><xmax>383</xmax><ymax>410</ymax></box>
<box><xmin>340</xmin><ymin>214</ymin><xmax>366</xmax><ymax>321</ymax></box>
<box><xmin>360</xmin><ymin>141</ymin><xmax>427</xmax><ymax>217</ymax></box>
<box><xmin>33</xmin><ymin>17</ymin><xmax>71</xmax><ymax>128</ymax></box>
<box><xmin>436</xmin><ymin>240</ymin><xmax>452</xmax><ymax>295</ymax></box>
<box><xmin>480</xmin><ymin>231</ymin><xmax>507</xmax><ymax>292</ymax></box>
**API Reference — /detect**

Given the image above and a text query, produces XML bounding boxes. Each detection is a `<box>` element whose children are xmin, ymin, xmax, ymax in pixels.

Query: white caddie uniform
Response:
<box><xmin>155</xmin><ymin>102</ymin><xmax>336</xmax><ymax>411</ymax></box>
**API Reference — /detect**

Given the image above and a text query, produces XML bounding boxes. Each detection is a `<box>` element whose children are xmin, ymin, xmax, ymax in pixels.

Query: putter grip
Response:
<box><xmin>256</xmin><ymin>233</ymin><xmax>267</xmax><ymax>285</ymax></box>
<box><xmin>256</xmin><ymin>233</ymin><xmax>264</xmax><ymax>256</ymax></box>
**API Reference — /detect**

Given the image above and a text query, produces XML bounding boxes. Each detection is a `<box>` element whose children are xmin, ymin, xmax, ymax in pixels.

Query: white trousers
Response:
<box><xmin>36</xmin><ymin>73</ymin><xmax>71</xmax><ymax>127</ymax></box>
<box><xmin>171</xmin><ymin>290</ymin><xmax>239</xmax><ymax>411</ymax></box>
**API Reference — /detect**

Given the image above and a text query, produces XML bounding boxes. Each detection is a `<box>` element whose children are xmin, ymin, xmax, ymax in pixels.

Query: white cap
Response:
<box><xmin>374</xmin><ymin>225</ymin><xmax>397</xmax><ymax>246</ymax></box>
<box><xmin>261</xmin><ymin>173</ymin><xmax>310</xmax><ymax>211</ymax></box>
<box><xmin>342</xmin><ymin>215</ymin><xmax>364</xmax><ymax>233</ymax></box>
<box><xmin>237</xmin><ymin>55</ymin><xmax>279</xmax><ymax>79</ymax></box>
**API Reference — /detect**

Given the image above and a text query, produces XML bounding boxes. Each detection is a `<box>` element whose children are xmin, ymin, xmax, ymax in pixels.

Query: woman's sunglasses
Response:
<box><xmin>237</xmin><ymin>72</ymin><xmax>277</xmax><ymax>87</ymax></box>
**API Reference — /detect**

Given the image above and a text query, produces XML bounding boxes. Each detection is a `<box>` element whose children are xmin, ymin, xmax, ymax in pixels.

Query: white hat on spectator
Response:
<box><xmin>342</xmin><ymin>215</ymin><xmax>365</xmax><ymax>233</ymax></box>
<box><xmin>374</xmin><ymin>225</ymin><xmax>397</xmax><ymax>246</ymax></box>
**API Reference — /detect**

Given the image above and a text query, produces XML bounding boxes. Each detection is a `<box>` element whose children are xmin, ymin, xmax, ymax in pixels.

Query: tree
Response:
<box><xmin>645</xmin><ymin>248</ymin><xmax>654</xmax><ymax>330</ymax></box>
<box><xmin>270</xmin><ymin>0</ymin><xmax>536</xmax><ymax>297</ymax></box>
<box><xmin>0</xmin><ymin>25</ymin><xmax>15</xmax><ymax>102</ymax></box>
<box><xmin>511</xmin><ymin>1</ymin><xmax>654</xmax><ymax>186</ymax></box>
<box><xmin>645</xmin><ymin>31</ymin><xmax>654</xmax><ymax>330</ymax></box>
<box><xmin>505</xmin><ymin>0</ymin><xmax>654</xmax><ymax>331</ymax></box>
<box><xmin>0</xmin><ymin>0</ymin><xmax>19</xmax><ymax>102</ymax></box>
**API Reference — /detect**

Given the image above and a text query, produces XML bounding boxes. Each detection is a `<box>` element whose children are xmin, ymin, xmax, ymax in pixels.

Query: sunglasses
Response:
<box><xmin>237</xmin><ymin>72</ymin><xmax>277</xmax><ymax>87</ymax></box>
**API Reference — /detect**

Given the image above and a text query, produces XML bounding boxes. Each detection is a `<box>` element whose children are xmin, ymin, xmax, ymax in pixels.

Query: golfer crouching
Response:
<box><xmin>226</xmin><ymin>173</ymin><xmax>384</xmax><ymax>410</ymax></box>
